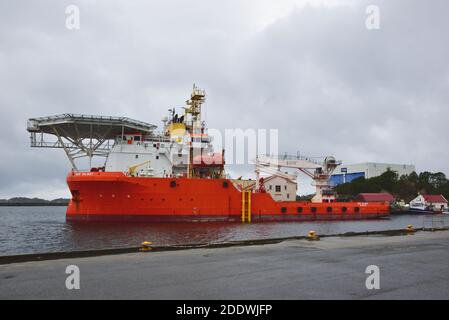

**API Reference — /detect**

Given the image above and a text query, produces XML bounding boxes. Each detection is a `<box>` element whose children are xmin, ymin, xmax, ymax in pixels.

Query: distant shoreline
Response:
<box><xmin>0</xmin><ymin>198</ymin><xmax>69</xmax><ymax>207</ymax></box>
<box><xmin>0</xmin><ymin>203</ymin><xmax>68</xmax><ymax>207</ymax></box>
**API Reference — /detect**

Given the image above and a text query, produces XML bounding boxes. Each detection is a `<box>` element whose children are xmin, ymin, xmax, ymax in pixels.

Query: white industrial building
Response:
<box><xmin>330</xmin><ymin>162</ymin><xmax>416</xmax><ymax>186</ymax></box>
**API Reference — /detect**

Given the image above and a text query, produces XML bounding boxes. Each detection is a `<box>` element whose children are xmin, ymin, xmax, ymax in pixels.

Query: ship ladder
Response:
<box><xmin>241</xmin><ymin>191</ymin><xmax>252</xmax><ymax>223</ymax></box>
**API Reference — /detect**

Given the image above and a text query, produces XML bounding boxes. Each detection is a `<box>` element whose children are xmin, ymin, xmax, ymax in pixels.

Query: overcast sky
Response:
<box><xmin>0</xmin><ymin>0</ymin><xmax>448</xmax><ymax>199</ymax></box>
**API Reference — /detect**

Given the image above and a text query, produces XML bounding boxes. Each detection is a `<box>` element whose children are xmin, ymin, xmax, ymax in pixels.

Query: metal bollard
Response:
<box><xmin>140</xmin><ymin>241</ymin><xmax>153</xmax><ymax>252</ymax></box>
<box><xmin>307</xmin><ymin>230</ymin><xmax>319</xmax><ymax>240</ymax></box>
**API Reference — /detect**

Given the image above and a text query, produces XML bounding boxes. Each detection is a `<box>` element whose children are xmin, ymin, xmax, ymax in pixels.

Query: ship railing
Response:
<box><xmin>143</xmin><ymin>132</ymin><xmax>171</xmax><ymax>142</ymax></box>
<box><xmin>70</xmin><ymin>168</ymin><xmax>100</xmax><ymax>173</ymax></box>
<box><xmin>29</xmin><ymin>113</ymin><xmax>157</xmax><ymax>130</ymax></box>
<box><xmin>30</xmin><ymin>132</ymin><xmax>112</xmax><ymax>152</ymax></box>
<box><xmin>422</xmin><ymin>214</ymin><xmax>449</xmax><ymax>231</ymax></box>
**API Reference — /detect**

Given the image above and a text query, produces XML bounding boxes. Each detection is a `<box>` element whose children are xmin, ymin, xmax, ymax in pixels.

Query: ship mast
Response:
<box><xmin>184</xmin><ymin>84</ymin><xmax>206</xmax><ymax>178</ymax></box>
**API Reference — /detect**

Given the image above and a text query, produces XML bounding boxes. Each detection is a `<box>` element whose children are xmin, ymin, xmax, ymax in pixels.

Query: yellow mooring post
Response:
<box><xmin>140</xmin><ymin>241</ymin><xmax>153</xmax><ymax>252</ymax></box>
<box><xmin>307</xmin><ymin>230</ymin><xmax>318</xmax><ymax>241</ymax></box>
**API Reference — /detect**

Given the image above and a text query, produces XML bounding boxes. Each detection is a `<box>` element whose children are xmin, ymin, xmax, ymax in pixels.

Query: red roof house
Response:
<box><xmin>410</xmin><ymin>194</ymin><xmax>448</xmax><ymax>212</ymax></box>
<box><xmin>422</xmin><ymin>194</ymin><xmax>448</xmax><ymax>203</ymax></box>
<box><xmin>357</xmin><ymin>193</ymin><xmax>395</xmax><ymax>203</ymax></box>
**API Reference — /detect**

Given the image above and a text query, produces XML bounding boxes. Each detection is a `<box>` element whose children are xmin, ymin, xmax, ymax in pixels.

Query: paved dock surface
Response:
<box><xmin>1</xmin><ymin>231</ymin><xmax>449</xmax><ymax>299</ymax></box>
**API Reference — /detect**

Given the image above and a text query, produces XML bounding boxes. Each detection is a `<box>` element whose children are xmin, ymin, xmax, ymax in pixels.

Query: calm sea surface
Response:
<box><xmin>0</xmin><ymin>206</ymin><xmax>442</xmax><ymax>256</ymax></box>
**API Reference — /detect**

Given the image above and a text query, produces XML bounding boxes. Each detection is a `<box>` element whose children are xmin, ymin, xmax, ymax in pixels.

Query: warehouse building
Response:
<box><xmin>357</xmin><ymin>193</ymin><xmax>395</xmax><ymax>203</ymax></box>
<box><xmin>330</xmin><ymin>162</ymin><xmax>415</xmax><ymax>186</ymax></box>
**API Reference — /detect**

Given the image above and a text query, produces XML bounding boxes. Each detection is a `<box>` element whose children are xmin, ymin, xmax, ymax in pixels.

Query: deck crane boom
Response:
<box><xmin>255</xmin><ymin>164</ymin><xmax>297</xmax><ymax>182</ymax></box>
<box><xmin>127</xmin><ymin>160</ymin><xmax>152</xmax><ymax>177</ymax></box>
<box><xmin>255</xmin><ymin>154</ymin><xmax>341</xmax><ymax>203</ymax></box>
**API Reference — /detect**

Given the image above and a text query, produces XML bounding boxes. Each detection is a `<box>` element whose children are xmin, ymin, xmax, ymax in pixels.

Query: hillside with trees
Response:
<box><xmin>333</xmin><ymin>170</ymin><xmax>449</xmax><ymax>202</ymax></box>
<box><xmin>0</xmin><ymin>197</ymin><xmax>69</xmax><ymax>206</ymax></box>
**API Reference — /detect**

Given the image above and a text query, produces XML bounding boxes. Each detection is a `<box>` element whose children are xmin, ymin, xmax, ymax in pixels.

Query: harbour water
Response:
<box><xmin>0</xmin><ymin>206</ymin><xmax>443</xmax><ymax>256</ymax></box>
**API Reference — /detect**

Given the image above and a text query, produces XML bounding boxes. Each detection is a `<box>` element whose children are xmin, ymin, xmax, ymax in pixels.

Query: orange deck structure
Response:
<box><xmin>67</xmin><ymin>172</ymin><xmax>390</xmax><ymax>222</ymax></box>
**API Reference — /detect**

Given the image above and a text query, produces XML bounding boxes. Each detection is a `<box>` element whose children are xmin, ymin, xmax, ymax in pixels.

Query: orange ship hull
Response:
<box><xmin>66</xmin><ymin>172</ymin><xmax>390</xmax><ymax>222</ymax></box>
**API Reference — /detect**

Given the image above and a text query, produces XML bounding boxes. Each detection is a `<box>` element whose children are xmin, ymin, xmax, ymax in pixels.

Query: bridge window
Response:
<box><xmin>311</xmin><ymin>207</ymin><xmax>317</xmax><ymax>213</ymax></box>
<box><xmin>297</xmin><ymin>207</ymin><xmax>303</xmax><ymax>213</ymax></box>
<box><xmin>342</xmin><ymin>207</ymin><xmax>347</xmax><ymax>213</ymax></box>
<box><xmin>134</xmin><ymin>136</ymin><xmax>141</xmax><ymax>141</ymax></box>
<box><xmin>281</xmin><ymin>207</ymin><xmax>287</xmax><ymax>213</ymax></box>
<box><xmin>275</xmin><ymin>185</ymin><xmax>281</xmax><ymax>192</ymax></box>
<box><xmin>354</xmin><ymin>207</ymin><xmax>360</xmax><ymax>213</ymax></box>
<box><xmin>327</xmin><ymin>207</ymin><xmax>332</xmax><ymax>213</ymax></box>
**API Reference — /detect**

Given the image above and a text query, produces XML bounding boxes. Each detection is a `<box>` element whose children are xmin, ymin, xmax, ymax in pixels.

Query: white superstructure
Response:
<box><xmin>27</xmin><ymin>86</ymin><xmax>219</xmax><ymax>178</ymax></box>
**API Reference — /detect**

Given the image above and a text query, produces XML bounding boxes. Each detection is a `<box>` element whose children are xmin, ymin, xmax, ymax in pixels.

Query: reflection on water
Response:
<box><xmin>0</xmin><ymin>206</ymin><xmax>440</xmax><ymax>256</ymax></box>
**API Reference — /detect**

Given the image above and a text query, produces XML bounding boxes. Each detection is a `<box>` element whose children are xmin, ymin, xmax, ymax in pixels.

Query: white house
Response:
<box><xmin>263</xmin><ymin>175</ymin><xmax>297</xmax><ymax>202</ymax></box>
<box><xmin>231</xmin><ymin>175</ymin><xmax>297</xmax><ymax>202</ymax></box>
<box><xmin>409</xmin><ymin>194</ymin><xmax>448</xmax><ymax>212</ymax></box>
